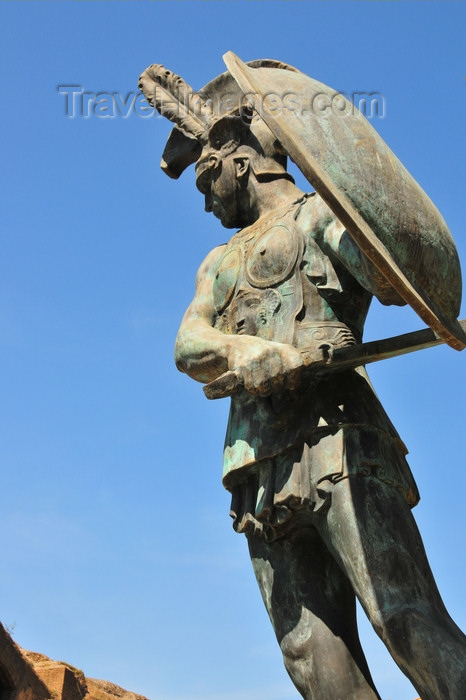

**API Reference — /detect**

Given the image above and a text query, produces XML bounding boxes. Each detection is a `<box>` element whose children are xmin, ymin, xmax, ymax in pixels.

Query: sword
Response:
<box><xmin>203</xmin><ymin>319</ymin><xmax>466</xmax><ymax>400</ymax></box>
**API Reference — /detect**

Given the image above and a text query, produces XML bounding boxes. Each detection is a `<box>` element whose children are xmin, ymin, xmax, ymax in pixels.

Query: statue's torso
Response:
<box><xmin>212</xmin><ymin>194</ymin><xmax>418</xmax><ymax>511</ymax></box>
<box><xmin>213</xmin><ymin>193</ymin><xmax>370</xmax><ymax>348</ymax></box>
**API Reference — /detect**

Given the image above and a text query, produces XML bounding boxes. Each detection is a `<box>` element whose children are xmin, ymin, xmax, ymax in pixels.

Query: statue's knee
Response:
<box><xmin>279</xmin><ymin>635</ymin><xmax>317</xmax><ymax>699</ymax></box>
<box><xmin>279</xmin><ymin>626</ymin><xmax>337</xmax><ymax>669</ymax></box>
<box><xmin>280</xmin><ymin>632</ymin><xmax>312</xmax><ymax>664</ymax></box>
<box><xmin>375</xmin><ymin>604</ymin><xmax>431</xmax><ymax>647</ymax></box>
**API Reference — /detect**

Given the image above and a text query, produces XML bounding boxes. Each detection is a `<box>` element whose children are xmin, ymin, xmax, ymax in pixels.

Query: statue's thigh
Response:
<box><xmin>247</xmin><ymin>526</ymin><xmax>381</xmax><ymax>698</ymax></box>
<box><xmin>319</xmin><ymin>476</ymin><xmax>444</xmax><ymax>625</ymax></box>
<box><xmin>247</xmin><ymin>525</ymin><xmax>359</xmax><ymax>647</ymax></box>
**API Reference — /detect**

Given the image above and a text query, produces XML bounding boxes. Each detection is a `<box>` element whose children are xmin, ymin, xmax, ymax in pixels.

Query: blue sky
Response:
<box><xmin>0</xmin><ymin>2</ymin><xmax>464</xmax><ymax>699</ymax></box>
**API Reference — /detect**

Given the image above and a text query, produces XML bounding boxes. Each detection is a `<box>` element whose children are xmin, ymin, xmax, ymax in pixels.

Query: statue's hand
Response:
<box><xmin>227</xmin><ymin>337</ymin><xmax>303</xmax><ymax>397</ymax></box>
<box><xmin>203</xmin><ymin>338</ymin><xmax>336</xmax><ymax>400</ymax></box>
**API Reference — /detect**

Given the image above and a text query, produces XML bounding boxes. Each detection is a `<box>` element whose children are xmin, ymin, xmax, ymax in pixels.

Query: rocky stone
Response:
<box><xmin>0</xmin><ymin>623</ymin><xmax>148</xmax><ymax>700</ymax></box>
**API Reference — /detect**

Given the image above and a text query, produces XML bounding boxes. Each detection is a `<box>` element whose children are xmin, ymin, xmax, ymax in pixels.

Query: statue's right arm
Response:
<box><xmin>174</xmin><ymin>245</ymin><xmax>233</xmax><ymax>384</ymax></box>
<box><xmin>175</xmin><ymin>246</ymin><xmax>303</xmax><ymax>394</ymax></box>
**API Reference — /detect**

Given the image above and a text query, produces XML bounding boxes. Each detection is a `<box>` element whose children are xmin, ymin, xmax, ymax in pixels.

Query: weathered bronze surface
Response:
<box><xmin>139</xmin><ymin>55</ymin><xmax>466</xmax><ymax>699</ymax></box>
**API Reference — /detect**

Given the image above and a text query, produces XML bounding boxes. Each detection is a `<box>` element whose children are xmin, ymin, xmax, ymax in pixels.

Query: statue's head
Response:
<box><xmin>194</xmin><ymin>110</ymin><xmax>287</xmax><ymax>182</ymax></box>
<box><xmin>138</xmin><ymin>60</ymin><xmax>298</xmax><ymax>227</ymax></box>
<box><xmin>194</xmin><ymin>111</ymin><xmax>292</xmax><ymax>227</ymax></box>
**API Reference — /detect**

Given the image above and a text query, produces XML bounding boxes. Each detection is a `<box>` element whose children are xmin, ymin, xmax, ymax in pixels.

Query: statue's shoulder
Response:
<box><xmin>294</xmin><ymin>192</ymin><xmax>341</xmax><ymax>240</ymax></box>
<box><xmin>196</xmin><ymin>244</ymin><xmax>228</xmax><ymax>284</ymax></box>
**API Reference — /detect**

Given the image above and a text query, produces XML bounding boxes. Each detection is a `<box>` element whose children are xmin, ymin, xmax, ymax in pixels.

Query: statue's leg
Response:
<box><xmin>319</xmin><ymin>476</ymin><xmax>466</xmax><ymax>700</ymax></box>
<box><xmin>247</xmin><ymin>526</ymin><xmax>381</xmax><ymax>700</ymax></box>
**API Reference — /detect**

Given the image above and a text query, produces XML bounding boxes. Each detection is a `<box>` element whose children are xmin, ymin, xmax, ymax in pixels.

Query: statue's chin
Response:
<box><xmin>222</xmin><ymin>212</ymin><xmax>257</xmax><ymax>230</ymax></box>
<box><xmin>216</xmin><ymin>213</ymin><xmax>241</xmax><ymax>230</ymax></box>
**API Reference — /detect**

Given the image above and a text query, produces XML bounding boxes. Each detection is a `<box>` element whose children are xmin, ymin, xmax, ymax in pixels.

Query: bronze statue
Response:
<box><xmin>139</xmin><ymin>54</ymin><xmax>466</xmax><ymax>699</ymax></box>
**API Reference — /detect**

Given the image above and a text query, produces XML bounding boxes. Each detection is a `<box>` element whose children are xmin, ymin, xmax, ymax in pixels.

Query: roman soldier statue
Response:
<box><xmin>138</xmin><ymin>54</ymin><xmax>466</xmax><ymax>700</ymax></box>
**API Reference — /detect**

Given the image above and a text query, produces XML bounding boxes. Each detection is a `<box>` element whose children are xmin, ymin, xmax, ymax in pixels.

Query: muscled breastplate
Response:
<box><xmin>213</xmin><ymin>196</ymin><xmax>362</xmax><ymax>351</ymax></box>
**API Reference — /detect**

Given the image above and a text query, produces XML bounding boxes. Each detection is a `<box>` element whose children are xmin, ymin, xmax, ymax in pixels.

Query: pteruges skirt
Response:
<box><xmin>228</xmin><ymin>423</ymin><xmax>419</xmax><ymax>542</ymax></box>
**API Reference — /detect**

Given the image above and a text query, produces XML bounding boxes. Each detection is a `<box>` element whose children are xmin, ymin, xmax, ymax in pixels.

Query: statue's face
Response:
<box><xmin>196</xmin><ymin>154</ymin><xmax>249</xmax><ymax>229</ymax></box>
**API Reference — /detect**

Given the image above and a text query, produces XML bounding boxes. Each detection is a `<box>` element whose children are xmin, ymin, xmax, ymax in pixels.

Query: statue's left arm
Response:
<box><xmin>310</xmin><ymin>196</ymin><xmax>406</xmax><ymax>307</ymax></box>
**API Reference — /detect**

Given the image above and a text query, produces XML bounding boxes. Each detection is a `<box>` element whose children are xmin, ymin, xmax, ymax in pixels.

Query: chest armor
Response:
<box><xmin>213</xmin><ymin>198</ymin><xmax>360</xmax><ymax>348</ymax></box>
<box><xmin>214</xmin><ymin>213</ymin><xmax>303</xmax><ymax>343</ymax></box>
